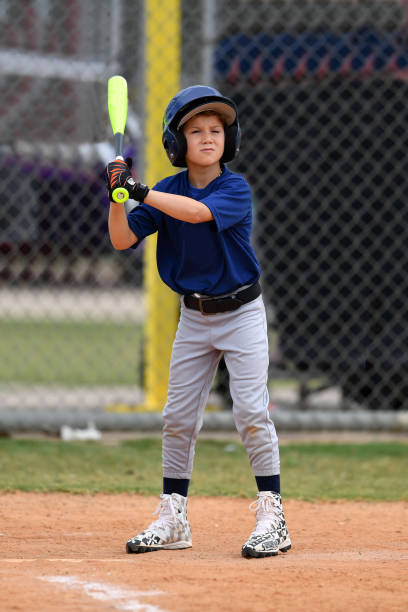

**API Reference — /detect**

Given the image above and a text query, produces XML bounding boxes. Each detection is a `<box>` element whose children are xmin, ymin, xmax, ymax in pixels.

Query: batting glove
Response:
<box><xmin>104</xmin><ymin>158</ymin><xmax>150</xmax><ymax>203</ymax></box>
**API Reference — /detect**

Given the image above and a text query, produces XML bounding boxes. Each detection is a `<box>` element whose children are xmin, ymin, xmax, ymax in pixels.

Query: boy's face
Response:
<box><xmin>183</xmin><ymin>113</ymin><xmax>225</xmax><ymax>169</ymax></box>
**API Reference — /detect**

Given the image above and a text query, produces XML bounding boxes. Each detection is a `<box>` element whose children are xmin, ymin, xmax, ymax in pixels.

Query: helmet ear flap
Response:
<box><xmin>173</xmin><ymin>131</ymin><xmax>187</xmax><ymax>168</ymax></box>
<box><xmin>221</xmin><ymin>123</ymin><xmax>240</xmax><ymax>163</ymax></box>
<box><xmin>162</xmin><ymin>127</ymin><xmax>187</xmax><ymax>167</ymax></box>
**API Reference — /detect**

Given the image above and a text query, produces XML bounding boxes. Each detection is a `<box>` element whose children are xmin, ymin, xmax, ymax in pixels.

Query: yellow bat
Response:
<box><xmin>107</xmin><ymin>75</ymin><xmax>129</xmax><ymax>203</ymax></box>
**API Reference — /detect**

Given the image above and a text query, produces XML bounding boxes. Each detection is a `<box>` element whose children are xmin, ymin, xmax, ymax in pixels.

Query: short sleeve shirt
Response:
<box><xmin>127</xmin><ymin>166</ymin><xmax>260</xmax><ymax>296</ymax></box>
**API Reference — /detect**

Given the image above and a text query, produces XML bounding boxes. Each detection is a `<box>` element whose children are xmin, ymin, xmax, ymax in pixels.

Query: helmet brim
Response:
<box><xmin>177</xmin><ymin>101</ymin><xmax>236</xmax><ymax>130</ymax></box>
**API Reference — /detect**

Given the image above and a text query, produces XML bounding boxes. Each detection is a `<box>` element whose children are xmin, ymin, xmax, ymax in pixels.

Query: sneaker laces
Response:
<box><xmin>147</xmin><ymin>494</ymin><xmax>182</xmax><ymax>534</ymax></box>
<box><xmin>249</xmin><ymin>492</ymin><xmax>281</xmax><ymax>536</ymax></box>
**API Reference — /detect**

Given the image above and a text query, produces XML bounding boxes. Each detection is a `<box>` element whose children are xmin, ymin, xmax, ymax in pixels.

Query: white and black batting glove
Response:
<box><xmin>104</xmin><ymin>158</ymin><xmax>150</xmax><ymax>203</ymax></box>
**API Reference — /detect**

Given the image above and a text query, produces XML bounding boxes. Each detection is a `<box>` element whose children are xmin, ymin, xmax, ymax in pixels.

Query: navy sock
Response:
<box><xmin>255</xmin><ymin>475</ymin><xmax>280</xmax><ymax>495</ymax></box>
<box><xmin>163</xmin><ymin>477</ymin><xmax>190</xmax><ymax>497</ymax></box>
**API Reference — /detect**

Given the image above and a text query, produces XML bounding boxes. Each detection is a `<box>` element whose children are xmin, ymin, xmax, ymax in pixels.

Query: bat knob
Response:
<box><xmin>112</xmin><ymin>186</ymin><xmax>129</xmax><ymax>203</ymax></box>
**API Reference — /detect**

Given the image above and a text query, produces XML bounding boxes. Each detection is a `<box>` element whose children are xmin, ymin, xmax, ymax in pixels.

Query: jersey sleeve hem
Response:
<box><xmin>204</xmin><ymin>200</ymin><xmax>223</xmax><ymax>231</ymax></box>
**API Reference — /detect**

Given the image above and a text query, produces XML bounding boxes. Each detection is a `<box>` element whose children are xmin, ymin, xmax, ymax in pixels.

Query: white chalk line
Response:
<box><xmin>39</xmin><ymin>575</ymin><xmax>167</xmax><ymax>612</ymax></box>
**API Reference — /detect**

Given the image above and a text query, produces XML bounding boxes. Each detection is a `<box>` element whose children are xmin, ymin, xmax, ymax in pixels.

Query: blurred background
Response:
<box><xmin>2</xmin><ymin>0</ymin><xmax>408</xmax><ymax>431</ymax></box>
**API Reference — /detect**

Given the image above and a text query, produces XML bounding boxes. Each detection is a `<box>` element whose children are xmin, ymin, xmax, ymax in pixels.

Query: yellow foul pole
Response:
<box><xmin>144</xmin><ymin>0</ymin><xmax>180</xmax><ymax>411</ymax></box>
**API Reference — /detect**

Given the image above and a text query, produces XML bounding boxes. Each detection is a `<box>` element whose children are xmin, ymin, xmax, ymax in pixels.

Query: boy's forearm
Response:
<box><xmin>108</xmin><ymin>203</ymin><xmax>137</xmax><ymax>249</ymax></box>
<box><xmin>144</xmin><ymin>190</ymin><xmax>213</xmax><ymax>223</ymax></box>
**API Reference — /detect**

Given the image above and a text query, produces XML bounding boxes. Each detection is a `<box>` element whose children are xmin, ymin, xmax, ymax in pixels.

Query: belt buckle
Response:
<box><xmin>197</xmin><ymin>296</ymin><xmax>212</xmax><ymax>315</ymax></box>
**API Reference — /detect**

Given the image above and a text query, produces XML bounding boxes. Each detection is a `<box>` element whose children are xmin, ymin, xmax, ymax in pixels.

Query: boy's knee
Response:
<box><xmin>163</xmin><ymin>417</ymin><xmax>197</xmax><ymax>441</ymax></box>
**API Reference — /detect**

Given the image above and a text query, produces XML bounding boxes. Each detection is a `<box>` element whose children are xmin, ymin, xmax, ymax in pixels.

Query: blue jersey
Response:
<box><xmin>127</xmin><ymin>166</ymin><xmax>261</xmax><ymax>296</ymax></box>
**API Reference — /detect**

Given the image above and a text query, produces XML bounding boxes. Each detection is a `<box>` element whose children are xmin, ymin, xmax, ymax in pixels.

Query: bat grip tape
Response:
<box><xmin>114</xmin><ymin>132</ymin><xmax>124</xmax><ymax>158</ymax></box>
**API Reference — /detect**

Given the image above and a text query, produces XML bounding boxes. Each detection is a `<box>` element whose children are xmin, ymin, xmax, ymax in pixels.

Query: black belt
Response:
<box><xmin>183</xmin><ymin>281</ymin><xmax>261</xmax><ymax>315</ymax></box>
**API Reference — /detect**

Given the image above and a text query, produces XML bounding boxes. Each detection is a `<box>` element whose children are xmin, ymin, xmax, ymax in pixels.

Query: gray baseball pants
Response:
<box><xmin>162</xmin><ymin>295</ymin><xmax>280</xmax><ymax>479</ymax></box>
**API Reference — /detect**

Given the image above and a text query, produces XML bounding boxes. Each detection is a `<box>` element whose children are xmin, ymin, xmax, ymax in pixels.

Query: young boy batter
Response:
<box><xmin>105</xmin><ymin>85</ymin><xmax>291</xmax><ymax>558</ymax></box>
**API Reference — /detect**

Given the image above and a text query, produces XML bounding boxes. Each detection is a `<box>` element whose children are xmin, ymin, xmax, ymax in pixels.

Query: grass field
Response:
<box><xmin>0</xmin><ymin>319</ymin><xmax>299</xmax><ymax>391</ymax></box>
<box><xmin>0</xmin><ymin>439</ymin><xmax>406</xmax><ymax>500</ymax></box>
<box><xmin>0</xmin><ymin>320</ymin><xmax>143</xmax><ymax>386</ymax></box>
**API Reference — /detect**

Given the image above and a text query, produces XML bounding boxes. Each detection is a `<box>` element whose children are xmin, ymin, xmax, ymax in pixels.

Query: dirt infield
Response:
<box><xmin>0</xmin><ymin>493</ymin><xmax>407</xmax><ymax>611</ymax></box>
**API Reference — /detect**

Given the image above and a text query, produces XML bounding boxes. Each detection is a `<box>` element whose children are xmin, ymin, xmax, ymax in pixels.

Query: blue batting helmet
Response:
<box><xmin>162</xmin><ymin>85</ymin><xmax>241</xmax><ymax>167</ymax></box>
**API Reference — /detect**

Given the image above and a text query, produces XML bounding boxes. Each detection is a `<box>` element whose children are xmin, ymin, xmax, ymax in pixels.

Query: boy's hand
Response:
<box><xmin>105</xmin><ymin>158</ymin><xmax>150</xmax><ymax>203</ymax></box>
<box><xmin>105</xmin><ymin>159</ymin><xmax>131</xmax><ymax>198</ymax></box>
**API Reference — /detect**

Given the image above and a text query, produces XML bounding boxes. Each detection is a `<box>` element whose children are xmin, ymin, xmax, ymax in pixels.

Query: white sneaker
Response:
<box><xmin>241</xmin><ymin>491</ymin><xmax>291</xmax><ymax>558</ymax></box>
<box><xmin>126</xmin><ymin>493</ymin><xmax>192</xmax><ymax>553</ymax></box>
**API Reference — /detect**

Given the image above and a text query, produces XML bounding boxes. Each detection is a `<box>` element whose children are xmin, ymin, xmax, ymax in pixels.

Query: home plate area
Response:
<box><xmin>0</xmin><ymin>493</ymin><xmax>407</xmax><ymax>611</ymax></box>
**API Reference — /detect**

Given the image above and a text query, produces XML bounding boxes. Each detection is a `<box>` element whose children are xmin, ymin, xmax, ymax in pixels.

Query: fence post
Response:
<box><xmin>143</xmin><ymin>0</ymin><xmax>181</xmax><ymax>411</ymax></box>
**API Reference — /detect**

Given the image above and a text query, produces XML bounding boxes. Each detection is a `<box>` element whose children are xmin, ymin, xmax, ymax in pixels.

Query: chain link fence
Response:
<box><xmin>1</xmin><ymin>0</ymin><xmax>408</xmax><ymax>423</ymax></box>
<box><xmin>216</xmin><ymin>0</ymin><xmax>408</xmax><ymax>412</ymax></box>
<box><xmin>1</xmin><ymin>0</ymin><xmax>149</xmax><ymax>414</ymax></box>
